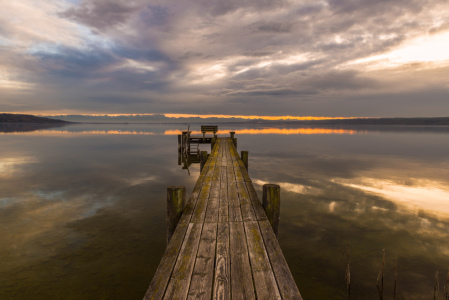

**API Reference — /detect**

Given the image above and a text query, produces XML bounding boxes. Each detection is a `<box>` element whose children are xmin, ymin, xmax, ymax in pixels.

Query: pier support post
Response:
<box><xmin>167</xmin><ymin>186</ymin><xmax>186</xmax><ymax>244</ymax></box>
<box><xmin>200</xmin><ymin>151</ymin><xmax>208</xmax><ymax>172</ymax></box>
<box><xmin>263</xmin><ymin>184</ymin><xmax>281</xmax><ymax>238</ymax></box>
<box><xmin>211</xmin><ymin>136</ymin><xmax>216</xmax><ymax>150</ymax></box>
<box><xmin>241</xmin><ymin>151</ymin><xmax>248</xmax><ymax>171</ymax></box>
<box><xmin>178</xmin><ymin>134</ymin><xmax>181</xmax><ymax>151</ymax></box>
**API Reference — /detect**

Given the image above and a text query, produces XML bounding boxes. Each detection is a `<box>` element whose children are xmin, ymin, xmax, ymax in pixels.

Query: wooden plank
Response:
<box><xmin>143</xmin><ymin>221</ymin><xmax>190</xmax><ymax>300</ymax></box>
<box><xmin>230</xmin><ymin>222</ymin><xmax>256</xmax><ymax>300</ymax></box>
<box><xmin>212</xmin><ymin>165</ymin><xmax>221</xmax><ymax>181</ymax></box>
<box><xmin>237</xmin><ymin>180</ymin><xmax>256</xmax><ymax>221</ymax></box>
<box><xmin>192</xmin><ymin>182</ymin><xmax>211</xmax><ymax>223</ymax></box>
<box><xmin>187</xmin><ymin>223</ymin><xmax>218</xmax><ymax>299</ymax></box>
<box><xmin>213</xmin><ymin>223</ymin><xmax>230</xmax><ymax>300</ymax></box>
<box><xmin>232</xmin><ymin>161</ymin><xmax>244</xmax><ymax>182</ymax></box>
<box><xmin>163</xmin><ymin>223</ymin><xmax>203</xmax><ymax>299</ymax></box>
<box><xmin>245</xmin><ymin>182</ymin><xmax>268</xmax><ymax>221</ymax></box>
<box><xmin>259</xmin><ymin>220</ymin><xmax>302</xmax><ymax>299</ymax></box>
<box><xmin>228</xmin><ymin>181</ymin><xmax>242</xmax><ymax>222</ymax></box>
<box><xmin>219</xmin><ymin>168</ymin><xmax>229</xmax><ymax>223</ymax></box>
<box><xmin>244</xmin><ymin>221</ymin><xmax>282</xmax><ymax>300</ymax></box>
<box><xmin>205</xmin><ymin>181</ymin><xmax>220</xmax><ymax>223</ymax></box>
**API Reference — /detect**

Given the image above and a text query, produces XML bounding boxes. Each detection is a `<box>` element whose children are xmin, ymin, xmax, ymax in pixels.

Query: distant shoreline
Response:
<box><xmin>2</xmin><ymin>113</ymin><xmax>449</xmax><ymax>126</ymax></box>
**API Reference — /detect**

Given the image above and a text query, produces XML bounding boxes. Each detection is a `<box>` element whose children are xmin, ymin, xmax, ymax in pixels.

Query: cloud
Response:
<box><xmin>1</xmin><ymin>0</ymin><xmax>448</xmax><ymax>115</ymax></box>
<box><xmin>60</xmin><ymin>0</ymin><xmax>145</xmax><ymax>30</ymax></box>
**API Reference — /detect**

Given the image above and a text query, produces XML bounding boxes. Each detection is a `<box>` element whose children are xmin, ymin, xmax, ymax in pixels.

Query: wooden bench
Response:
<box><xmin>201</xmin><ymin>125</ymin><xmax>218</xmax><ymax>135</ymax></box>
<box><xmin>200</xmin><ymin>125</ymin><xmax>218</xmax><ymax>141</ymax></box>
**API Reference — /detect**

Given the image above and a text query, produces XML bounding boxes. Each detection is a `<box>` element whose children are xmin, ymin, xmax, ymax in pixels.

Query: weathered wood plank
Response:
<box><xmin>213</xmin><ymin>223</ymin><xmax>230</xmax><ymax>300</ymax></box>
<box><xmin>205</xmin><ymin>181</ymin><xmax>220</xmax><ymax>223</ymax></box>
<box><xmin>163</xmin><ymin>223</ymin><xmax>203</xmax><ymax>299</ymax></box>
<box><xmin>245</xmin><ymin>182</ymin><xmax>268</xmax><ymax>221</ymax></box>
<box><xmin>219</xmin><ymin>168</ymin><xmax>229</xmax><ymax>223</ymax></box>
<box><xmin>212</xmin><ymin>165</ymin><xmax>221</xmax><ymax>181</ymax></box>
<box><xmin>228</xmin><ymin>181</ymin><xmax>242</xmax><ymax>222</ymax></box>
<box><xmin>259</xmin><ymin>220</ymin><xmax>302</xmax><ymax>299</ymax></box>
<box><xmin>244</xmin><ymin>221</ymin><xmax>281</xmax><ymax>300</ymax></box>
<box><xmin>230</xmin><ymin>222</ymin><xmax>256</xmax><ymax>300</ymax></box>
<box><xmin>143</xmin><ymin>221</ymin><xmax>190</xmax><ymax>300</ymax></box>
<box><xmin>187</xmin><ymin>223</ymin><xmax>218</xmax><ymax>299</ymax></box>
<box><xmin>192</xmin><ymin>182</ymin><xmax>211</xmax><ymax>223</ymax></box>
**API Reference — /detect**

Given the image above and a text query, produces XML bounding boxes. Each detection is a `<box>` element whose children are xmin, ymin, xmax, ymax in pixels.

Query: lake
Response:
<box><xmin>1</xmin><ymin>123</ymin><xmax>449</xmax><ymax>299</ymax></box>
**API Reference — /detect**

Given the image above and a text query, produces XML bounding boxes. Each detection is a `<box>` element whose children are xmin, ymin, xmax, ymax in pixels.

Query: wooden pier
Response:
<box><xmin>144</xmin><ymin>137</ymin><xmax>302</xmax><ymax>299</ymax></box>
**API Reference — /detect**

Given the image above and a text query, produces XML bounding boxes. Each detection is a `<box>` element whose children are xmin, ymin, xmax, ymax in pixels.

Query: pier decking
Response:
<box><xmin>144</xmin><ymin>137</ymin><xmax>302</xmax><ymax>299</ymax></box>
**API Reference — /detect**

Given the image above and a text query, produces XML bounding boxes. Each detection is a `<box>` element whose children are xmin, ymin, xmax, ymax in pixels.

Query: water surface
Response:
<box><xmin>1</xmin><ymin>123</ymin><xmax>448</xmax><ymax>299</ymax></box>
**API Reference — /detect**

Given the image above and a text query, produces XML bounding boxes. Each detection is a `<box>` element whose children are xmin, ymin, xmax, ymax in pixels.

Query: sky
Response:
<box><xmin>1</xmin><ymin>0</ymin><xmax>449</xmax><ymax>117</ymax></box>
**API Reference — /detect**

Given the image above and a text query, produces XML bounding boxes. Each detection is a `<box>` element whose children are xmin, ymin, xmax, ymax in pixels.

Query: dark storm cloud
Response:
<box><xmin>60</xmin><ymin>0</ymin><xmax>144</xmax><ymax>30</ymax></box>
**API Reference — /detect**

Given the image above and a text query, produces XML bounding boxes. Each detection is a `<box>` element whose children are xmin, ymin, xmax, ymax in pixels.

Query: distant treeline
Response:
<box><xmin>0</xmin><ymin>114</ymin><xmax>69</xmax><ymax>123</ymax></box>
<box><xmin>2</xmin><ymin>113</ymin><xmax>449</xmax><ymax>126</ymax></box>
<box><xmin>284</xmin><ymin>117</ymin><xmax>449</xmax><ymax>126</ymax></box>
<box><xmin>46</xmin><ymin>114</ymin><xmax>449</xmax><ymax>125</ymax></box>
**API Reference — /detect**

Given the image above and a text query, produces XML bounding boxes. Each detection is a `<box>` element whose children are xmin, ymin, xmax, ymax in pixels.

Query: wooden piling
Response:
<box><xmin>262</xmin><ymin>184</ymin><xmax>281</xmax><ymax>237</ymax></box>
<box><xmin>166</xmin><ymin>186</ymin><xmax>186</xmax><ymax>244</ymax></box>
<box><xmin>200</xmin><ymin>151</ymin><xmax>208</xmax><ymax>171</ymax></box>
<box><xmin>211</xmin><ymin>136</ymin><xmax>216</xmax><ymax>150</ymax></box>
<box><xmin>178</xmin><ymin>134</ymin><xmax>181</xmax><ymax>151</ymax></box>
<box><xmin>241</xmin><ymin>151</ymin><xmax>248</xmax><ymax>171</ymax></box>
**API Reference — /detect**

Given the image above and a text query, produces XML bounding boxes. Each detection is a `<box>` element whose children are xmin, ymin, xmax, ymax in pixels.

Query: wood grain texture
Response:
<box><xmin>163</xmin><ymin>223</ymin><xmax>203</xmax><ymax>299</ymax></box>
<box><xmin>244</xmin><ymin>221</ymin><xmax>281</xmax><ymax>300</ymax></box>
<box><xmin>187</xmin><ymin>223</ymin><xmax>218</xmax><ymax>299</ymax></box>
<box><xmin>230</xmin><ymin>222</ymin><xmax>256</xmax><ymax>300</ymax></box>
<box><xmin>144</xmin><ymin>137</ymin><xmax>301</xmax><ymax>300</ymax></box>
<box><xmin>259</xmin><ymin>220</ymin><xmax>302</xmax><ymax>300</ymax></box>
<box><xmin>213</xmin><ymin>223</ymin><xmax>230</xmax><ymax>300</ymax></box>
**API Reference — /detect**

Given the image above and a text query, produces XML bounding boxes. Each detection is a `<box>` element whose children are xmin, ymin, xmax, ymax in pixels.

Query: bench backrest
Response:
<box><xmin>201</xmin><ymin>125</ymin><xmax>218</xmax><ymax>133</ymax></box>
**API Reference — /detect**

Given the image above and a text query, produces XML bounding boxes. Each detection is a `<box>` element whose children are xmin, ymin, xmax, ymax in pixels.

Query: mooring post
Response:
<box><xmin>200</xmin><ymin>151</ymin><xmax>208</xmax><ymax>172</ymax></box>
<box><xmin>241</xmin><ymin>151</ymin><xmax>248</xmax><ymax>171</ymax></box>
<box><xmin>263</xmin><ymin>184</ymin><xmax>281</xmax><ymax>238</ymax></box>
<box><xmin>211</xmin><ymin>136</ymin><xmax>216</xmax><ymax>150</ymax></box>
<box><xmin>181</xmin><ymin>131</ymin><xmax>188</xmax><ymax>155</ymax></box>
<box><xmin>230</xmin><ymin>131</ymin><xmax>235</xmax><ymax>139</ymax></box>
<box><xmin>167</xmin><ymin>186</ymin><xmax>186</xmax><ymax>244</ymax></box>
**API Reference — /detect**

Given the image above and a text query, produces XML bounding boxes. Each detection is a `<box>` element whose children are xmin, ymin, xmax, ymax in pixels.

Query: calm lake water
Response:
<box><xmin>1</xmin><ymin>123</ymin><xmax>449</xmax><ymax>299</ymax></box>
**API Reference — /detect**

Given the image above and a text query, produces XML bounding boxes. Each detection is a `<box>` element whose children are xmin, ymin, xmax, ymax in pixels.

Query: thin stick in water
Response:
<box><xmin>376</xmin><ymin>248</ymin><xmax>385</xmax><ymax>300</ymax></box>
<box><xmin>345</xmin><ymin>243</ymin><xmax>351</xmax><ymax>300</ymax></box>
<box><xmin>434</xmin><ymin>260</ymin><xmax>439</xmax><ymax>300</ymax></box>
<box><xmin>394</xmin><ymin>254</ymin><xmax>397</xmax><ymax>300</ymax></box>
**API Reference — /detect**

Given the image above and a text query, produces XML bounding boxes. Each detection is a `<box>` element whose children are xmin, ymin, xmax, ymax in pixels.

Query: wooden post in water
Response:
<box><xmin>166</xmin><ymin>186</ymin><xmax>186</xmax><ymax>244</ymax></box>
<box><xmin>211</xmin><ymin>136</ymin><xmax>216</xmax><ymax>150</ymax></box>
<box><xmin>181</xmin><ymin>131</ymin><xmax>188</xmax><ymax>155</ymax></box>
<box><xmin>241</xmin><ymin>151</ymin><xmax>248</xmax><ymax>171</ymax></box>
<box><xmin>262</xmin><ymin>184</ymin><xmax>281</xmax><ymax>238</ymax></box>
<box><xmin>200</xmin><ymin>151</ymin><xmax>208</xmax><ymax>172</ymax></box>
<box><xmin>177</xmin><ymin>134</ymin><xmax>181</xmax><ymax>151</ymax></box>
